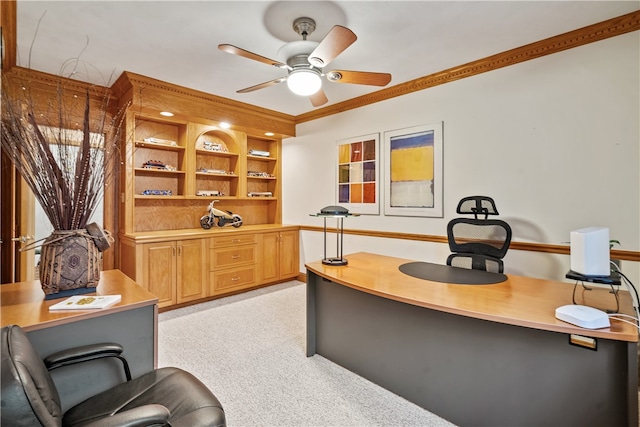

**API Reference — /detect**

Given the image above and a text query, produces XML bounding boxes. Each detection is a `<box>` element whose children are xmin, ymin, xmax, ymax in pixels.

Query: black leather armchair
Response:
<box><xmin>1</xmin><ymin>324</ymin><xmax>226</xmax><ymax>427</ymax></box>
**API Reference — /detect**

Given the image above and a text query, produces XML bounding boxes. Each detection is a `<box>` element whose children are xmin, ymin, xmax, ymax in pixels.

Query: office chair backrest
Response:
<box><xmin>447</xmin><ymin>218</ymin><xmax>512</xmax><ymax>260</ymax></box>
<box><xmin>1</xmin><ymin>325</ymin><xmax>63</xmax><ymax>426</ymax></box>
<box><xmin>447</xmin><ymin>196</ymin><xmax>512</xmax><ymax>272</ymax></box>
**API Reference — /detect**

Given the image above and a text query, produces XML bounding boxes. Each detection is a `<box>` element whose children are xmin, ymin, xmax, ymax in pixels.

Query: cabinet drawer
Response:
<box><xmin>211</xmin><ymin>267</ymin><xmax>256</xmax><ymax>292</ymax></box>
<box><xmin>211</xmin><ymin>234</ymin><xmax>256</xmax><ymax>247</ymax></box>
<box><xmin>211</xmin><ymin>245</ymin><xmax>256</xmax><ymax>268</ymax></box>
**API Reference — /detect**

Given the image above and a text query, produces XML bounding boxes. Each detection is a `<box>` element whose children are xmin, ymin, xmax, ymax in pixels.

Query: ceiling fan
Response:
<box><xmin>218</xmin><ymin>17</ymin><xmax>392</xmax><ymax>107</ymax></box>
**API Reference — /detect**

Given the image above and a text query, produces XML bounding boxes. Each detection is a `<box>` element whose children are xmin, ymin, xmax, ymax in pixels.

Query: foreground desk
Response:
<box><xmin>1</xmin><ymin>270</ymin><xmax>158</xmax><ymax>412</ymax></box>
<box><xmin>306</xmin><ymin>252</ymin><xmax>638</xmax><ymax>427</ymax></box>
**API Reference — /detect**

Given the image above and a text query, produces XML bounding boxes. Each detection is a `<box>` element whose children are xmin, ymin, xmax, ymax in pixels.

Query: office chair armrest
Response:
<box><xmin>44</xmin><ymin>342</ymin><xmax>132</xmax><ymax>380</ymax></box>
<box><xmin>84</xmin><ymin>404</ymin><xmax>170</xmax><ymax>427</ymax></box>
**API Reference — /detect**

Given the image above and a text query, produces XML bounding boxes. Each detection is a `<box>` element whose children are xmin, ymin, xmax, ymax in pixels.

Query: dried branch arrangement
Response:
<box><xmin>1</xmin><ymin>76</ymin><xmax>125</xmax><ymax>230</ymax></box>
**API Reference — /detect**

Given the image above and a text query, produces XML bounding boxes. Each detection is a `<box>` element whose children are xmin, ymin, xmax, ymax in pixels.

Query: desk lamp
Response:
<box><xmin>310</xmin><ymin>206</ymin><xmax>358</xmax><ymax>266</ymax></box>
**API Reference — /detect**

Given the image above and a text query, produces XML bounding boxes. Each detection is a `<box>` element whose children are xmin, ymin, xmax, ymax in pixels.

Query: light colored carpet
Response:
<box><xmin>158</xmin><ymin>281</ymin><xmax>456</xmax><ymax>427</ymax></box>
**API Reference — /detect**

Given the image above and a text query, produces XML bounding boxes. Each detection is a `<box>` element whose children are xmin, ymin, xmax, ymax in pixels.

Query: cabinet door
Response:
<box><xmin>260</xmin><ymin>232</ymin><xmax>280</xmax><ymax>283</ymax></box>
<box><xmin>177</xmin><ymin>239</ymin><xmax>207</xmax><ymax>303</ymax></box>
<box><xmin>142</xmin><ymin>241</ymin><xmax>176</xmax><ymax>307</ymax></box>
<box><xmin>260</xmin><ymin>230</ymin><xmax>298</xmax><ymax>283</ymax></box>
<box><xmin>279</xmin><ymin>230</ymin><xmax>299</xmax><ymax>279</ymax></box>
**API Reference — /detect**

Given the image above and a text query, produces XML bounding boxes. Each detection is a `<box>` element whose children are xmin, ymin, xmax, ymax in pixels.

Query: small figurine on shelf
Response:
<box><xmin>143</xmin><ymin>137</ymin><xmax>177</xmax><ymax>147</ymax></box>
<box><xmin>249</xmin><ymin>149</ymin><xmax>270</xmax><ymax>157</ymax></box>
<box><xmin>196</xmin><ymin>190</ymin><xmax>223</xmax><ymax>196</ymax></box>
<box><xmin>203</xmin><ymin>141</ymin><xmax>227</xmax><ymax>152</ymax></box>
<box><xmin>142</xmin><ymin>160</ymin><xmax>176</xmax><ymax>171</ymax></box>
<box><xmin>247</xmin><ymin>171</ymin><xmax>274</xmax><ymax>178</ymax></box>
<box><xmin>200</xmin><ymin>200</ymin><xmax>243</xmax><ymax>229</ymax></box>
<box><xmin>141</xmin><ymin>189</ymin><xmax>172</xmax><ymax>196</ymax></box>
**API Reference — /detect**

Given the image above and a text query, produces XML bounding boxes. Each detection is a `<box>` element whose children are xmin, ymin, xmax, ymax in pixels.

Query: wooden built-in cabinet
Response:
<box><xmin>119</xmin><ymin>226</ymin><xmax>299</xmax><ymax>310</ymax></box>
<box><xmin>115</xmin><ymin>71</ymin><xmax>298</xmax><ymax>310</ymax></box>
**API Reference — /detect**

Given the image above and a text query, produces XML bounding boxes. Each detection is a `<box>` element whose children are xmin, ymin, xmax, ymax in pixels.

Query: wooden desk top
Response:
<box><xmin>306</xmin><ymin>252</ymin><xmax>638</xmax><ymax>342</ymax></box>
<box><xmin>1</xmin><ymin>270</ymin><xmax>158</xmax><ymax>332</ymax></box>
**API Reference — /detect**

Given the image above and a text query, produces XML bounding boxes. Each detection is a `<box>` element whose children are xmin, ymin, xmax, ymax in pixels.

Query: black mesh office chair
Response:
<box><xmin>447</xmin><ymin>196</ymin><xmax>512</xmax><ymax>273</ymax></box>
<box><xmin>1</xmin><ymin>324</ymin><xmax>226</xmax><ymax>427</ymax></box>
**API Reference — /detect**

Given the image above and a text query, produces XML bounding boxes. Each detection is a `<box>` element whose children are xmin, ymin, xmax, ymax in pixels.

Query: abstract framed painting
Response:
<box><xmin>336</xmin><ymin>133</ymin><xmax>380</xmax><ymax>215</ymax></box>
<box><xmin>383</xmin><ymin>122</ymin><xmax>443</xmax><ymax>217</ymax></box>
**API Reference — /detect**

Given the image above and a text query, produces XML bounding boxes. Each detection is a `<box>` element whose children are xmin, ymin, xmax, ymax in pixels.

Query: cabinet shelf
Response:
<box><xmin>247</xmin><ymin>154</ymin><xmax>276</xmax><ymax>162</ymax></box>
<box><xmin>196</xmin><ymin>172</ymin><xmax>238</xmax><ymax>178</ymax></box>
<box><xmin>134</xmin><ymin>195</ymin><xmax>185</xmax><ymax>200</ymax></box>
<box><xmin>135</xmin><ymin>168</ymin><xmax>185</xmax><ymax>176</ymax></box>
<box><xmin>187</xmin><ymin>195</ymin><xmax>235</xmax><ymax>200</ymax></box>
<box><xmin>247</xmin><ymin>176</ymin><xmax>276</xmax><ymax>180</ymax></box>
<box><xmin>196</xmin><ymin>149</ymin><xmax>238</xmax><ymax>158</ymax></box>
<box><xmin>135</xmin><ymin>141</ymin><xmax>185</xmax><ymax>152</ymax></box>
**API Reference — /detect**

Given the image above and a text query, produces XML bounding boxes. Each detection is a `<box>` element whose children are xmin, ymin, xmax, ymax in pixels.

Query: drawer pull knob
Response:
<box><xmin>231</xmin><ymin>255</ymin><xmax>240</xmax><ymax>259</ymax></box>
<box><xmin>231</xmin><ymin>277</ymin><xmax>240</xmax><ymax>281</ymax></box>
<box><xmin>232</xmin><ymin>239</ymin><xmax>240</xmax><ymax>243</ymax></box>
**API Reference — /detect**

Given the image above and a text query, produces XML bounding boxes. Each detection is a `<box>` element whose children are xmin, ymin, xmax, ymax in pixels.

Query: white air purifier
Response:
<box><xmin>570</xmin><ymin>226</ymin><xmax>610</xmax><ymax>277</ymax></box>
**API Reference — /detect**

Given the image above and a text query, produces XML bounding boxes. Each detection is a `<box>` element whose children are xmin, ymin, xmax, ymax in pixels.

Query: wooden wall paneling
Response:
<box><xmin>1</xmin><ymin>0</ymin><xmax>17</xmax><ymax>72</ymax></box>
<box><xmin>0</xmin><ymin>150</ymin><xmax>17</xmax><ymax>283</ymax></box>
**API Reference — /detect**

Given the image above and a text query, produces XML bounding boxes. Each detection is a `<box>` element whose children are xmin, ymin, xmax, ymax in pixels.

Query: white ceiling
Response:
<box><xmin>15</xmin><ymin>1</ymin><xmax>639</xmax><ymax>117</ymax></box>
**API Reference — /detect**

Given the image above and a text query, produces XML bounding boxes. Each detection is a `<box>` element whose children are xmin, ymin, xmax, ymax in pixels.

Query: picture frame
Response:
<box><xmin>336</xmin><ymin>133</ymin><xmax>380</xmax><ymax>215</ymax></box>
<box><xmin>383</xmin><ymin>122</ymin><xmax>443</xmax><ymax>217</ymax></box>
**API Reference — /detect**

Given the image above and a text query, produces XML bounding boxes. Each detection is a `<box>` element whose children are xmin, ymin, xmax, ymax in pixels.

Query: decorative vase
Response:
<box><xmin>39</xmin><ymin>229</ymin><xmax>102</xmax><ymax>300</ymax></box>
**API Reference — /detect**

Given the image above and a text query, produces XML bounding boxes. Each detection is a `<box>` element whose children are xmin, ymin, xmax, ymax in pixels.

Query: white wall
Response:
<box><xmin>282</xmin><ymin>33</ymin><xmax>640</xmax><ymax>284</ymax></box>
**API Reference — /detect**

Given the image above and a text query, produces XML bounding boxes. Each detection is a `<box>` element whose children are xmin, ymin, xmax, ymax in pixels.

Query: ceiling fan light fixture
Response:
<box><xmin>287</xmin><ymin>69</ymin><xmax>322</xmax><ymax>96</ymax></box>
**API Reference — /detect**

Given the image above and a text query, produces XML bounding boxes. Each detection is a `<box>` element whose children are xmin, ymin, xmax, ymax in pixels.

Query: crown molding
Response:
<box><xmin>3</xmin><ymin>66</ymin><xmax>114</xmax><ymax>99</ymax></box>
<box><xmin>295</xmin><ymin>10</ymin><xmax>640</xmax><ymax>124</ymax></box>
<box><xmin>115</xmin><ymin>71</ymin><xmax>296</xmax><ymax>137</ymax></box>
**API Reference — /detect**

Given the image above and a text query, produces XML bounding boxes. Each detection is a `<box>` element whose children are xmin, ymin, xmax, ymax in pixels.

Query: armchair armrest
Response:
<box><xmin>84</xmin><ymin>404</ymin><xmax>170</xmax><ymax>427</ymax></box>
<box><xmin>44</xmin><ymin>342</ymin><xmax>132</xmax><ymax>381</ymax></box>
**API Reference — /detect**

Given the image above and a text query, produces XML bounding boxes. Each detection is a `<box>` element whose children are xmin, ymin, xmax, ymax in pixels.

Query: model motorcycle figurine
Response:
<box><xmin>200</xmin><ymin>200</ymin><xmax>243</xmax><ymax>229</ymax></box>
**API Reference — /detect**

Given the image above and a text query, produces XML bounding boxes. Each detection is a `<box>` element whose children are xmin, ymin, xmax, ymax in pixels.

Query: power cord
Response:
<box><xmin>608</xmin><ymin>314</ymin><xmax>640</xmax><ymax>332</ymax></box>
<box><xmin>609</xmin><ymin>261</ymin><xmax>639</xmax><ymax>334</ymax></box>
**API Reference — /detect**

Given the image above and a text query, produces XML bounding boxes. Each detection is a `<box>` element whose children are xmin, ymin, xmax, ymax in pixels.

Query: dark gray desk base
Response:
<box><xmin>307</xmin><ymin>271</ymin><xmax>638</xmax><ymax>427</ymax></box>
<box><xmin>26</xmin><ymin>305</ymin><xmax>156</xmax><ymax>412</ymax></box>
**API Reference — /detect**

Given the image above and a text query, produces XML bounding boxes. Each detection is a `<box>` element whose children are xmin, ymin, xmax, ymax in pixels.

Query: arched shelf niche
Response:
<box><xmin>194</xmin><ymin>129</ymin><xmax>240</xmax><ymax>197</ymax></box>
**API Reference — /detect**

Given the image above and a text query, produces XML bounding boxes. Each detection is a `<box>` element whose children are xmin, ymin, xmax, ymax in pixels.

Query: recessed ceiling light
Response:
<box><xmin>220</xmin><ymin>122</ymin><xmax>231</xmax><ymax>129</ymax></box>
<box><xmin>265</xmin><ymin>132</ymin><xmax>275</xmax><ymax>137</ymax></box>
<box><xmin>160</xmin><ymin>111</ymin><xmax>174</xmax><ymax>117</ymax></box>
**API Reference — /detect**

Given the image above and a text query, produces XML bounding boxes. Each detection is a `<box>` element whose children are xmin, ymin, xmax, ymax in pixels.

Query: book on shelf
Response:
<box><xmin>49</xmin><ymin>295</ymin><xmax>122</xmax><ymax>311</ymax></box>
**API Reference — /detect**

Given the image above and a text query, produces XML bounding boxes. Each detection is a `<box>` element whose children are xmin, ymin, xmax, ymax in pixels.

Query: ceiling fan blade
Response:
<box><xmin>326</xmin><ymin>70</ymin><xmax>392</xmax><ymax>86</ymax></box>
<box><xmin>308</xmin><ymin>26</ymin><xmax>357</xmax><ymax>68</ymax></box>
<box><xmin>236</xmin><ymin>78</ymin><xmax>286</xmax><ymax>93</ymax></box>
<box><xmin>218</xmin><ymin>44</ymin><xmax>288</xmax><ymax>69</ymax></box>
<box><xmin>310</xmin><ymin>89</ymin><xmax>328</xmax><ymax>107</ymax></box>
